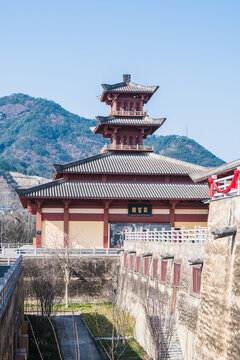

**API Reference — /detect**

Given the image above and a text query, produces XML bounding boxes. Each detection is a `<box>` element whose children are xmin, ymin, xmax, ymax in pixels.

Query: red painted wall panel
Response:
<box><xmin>175</xmin><ymin>214</ymin><xmax>208</xmax><ymax>222</ymax></box>
<box><xmin>161</xmin><ymin>261</ymin><xmax>167</xmax><ymax>282</ymax></box>
<box><xmin>173</xmin><ymin>263</ymin><xmax>181</xmax><ymax>287</ymax></box>
<box><xmin>109</xmin><ymin>214</ymin><xmax>169</xmax><ymax>223</ymax></box>
<box><xmin>69</xmin><ymin>214</ymin><xmax>104</xmax><ymax>221</ymax></box>
<box><xmin>152</xmin><ymin>259</ymin><xmax>158</xmax><ymax>279</ymax></box>
<box><xmin>192</xmin><ymin>267</ymin><xmax>202</xmax><ymax>294</ymax></box>
<box><xmin>144</xmin><ymin>258</ymin><xmax>149</xmax><ymax>276</ymax></box>
<box><xmin>136</xmin><ymin>256</ymin><xmax>141</xmax><ymax>272</ymax></box>
<box><xmin>42</xmin><ymin>213</ymin><xmax>64</xmax><ymax>221</ymax></box>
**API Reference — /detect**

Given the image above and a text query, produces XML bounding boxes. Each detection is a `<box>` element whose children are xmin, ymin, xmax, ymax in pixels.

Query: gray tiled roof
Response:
<box><xmin>53</xmin><ymin>152</ymin><xmax>207</xmax><ymax>175</ymax></box>
<box><xmin>101</xmin><ymin>81</ymin><xmax>158</xmax><ymax>93</ymax></box>
<box><xmin>191</xmin><ymin>158</ymin><xmax>235</xmax><ymax>182</ymax></box>
<box><xmin>16</xmin><ymin>179</ymin><xmax>209</xmax><ymax>200</ymax></box>
<box><xmin>95</xmin><ymin>116</ymin><xmax>166</xmax><ymax>126</ymax></box>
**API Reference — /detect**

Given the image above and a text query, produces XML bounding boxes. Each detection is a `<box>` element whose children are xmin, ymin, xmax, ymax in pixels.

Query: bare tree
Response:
<box><xmin>0</xmin><ymin>210</ymin><xmax>35</xmax><ymax>245</ymax></box>
<box><xmin>146</xmin><ymin>286</ymin><xmax>176</xmax><ymax>360</ymax></box>
<box><xmin>28</xmin><ymin>258</ymin><xmax>61</xmax><ymax>317</ymax></box>
<box><xmin>50</xmin><ymin>243</ymin><xmax>76</xmax><ymax>308</ymax></box>
<box><xmin>93</xmin><ymin>264</ymin><xmax>130</xmax><ymax>360</ymax></box>
<box><xmin>25</xmin><ymin>258</ymin><xmax>63</xmax><ymax>357</ymax></box>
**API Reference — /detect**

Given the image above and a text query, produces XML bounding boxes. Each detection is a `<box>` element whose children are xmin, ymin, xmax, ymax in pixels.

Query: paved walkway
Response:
<box><xmin>54</xmin><ymin>314</ymin><xmax>102</xmax><ymax>360</ymax></box>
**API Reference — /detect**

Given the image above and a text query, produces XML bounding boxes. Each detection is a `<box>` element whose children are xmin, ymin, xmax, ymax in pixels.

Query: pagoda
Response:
<box><xmin>17</xmin><ymin>75</ymin><xmax>209</xmax><ymax>248</ymax></box>
<box><xmin>93</xmin><ymin>74</ymin><xmax>165</xmax><ymax>152</ymax></box>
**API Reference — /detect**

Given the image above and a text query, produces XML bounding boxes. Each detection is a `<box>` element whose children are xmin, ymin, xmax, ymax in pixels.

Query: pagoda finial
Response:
<box><xmin>123</xmin><ymin>74</ymin><xmax>131</xmax><ymax>82</ymax></box>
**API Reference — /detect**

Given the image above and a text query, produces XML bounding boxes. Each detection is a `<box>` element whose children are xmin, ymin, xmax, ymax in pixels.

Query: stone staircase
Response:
<box><xmin>160</xmin><ymin>325</ymin><xmax>183</xmax><ymax>360</ymax></box>
<box><xmin>165</xmin><ymin>328</ymin><xmax>183</xmax><ymax>360</ymax></box>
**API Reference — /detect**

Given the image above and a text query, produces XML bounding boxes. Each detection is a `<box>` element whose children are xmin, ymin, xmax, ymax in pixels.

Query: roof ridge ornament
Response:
<box><xmin>123</xmin><ymin>74</ymin><xmax>131</xmax><ymax>83</ymax></box>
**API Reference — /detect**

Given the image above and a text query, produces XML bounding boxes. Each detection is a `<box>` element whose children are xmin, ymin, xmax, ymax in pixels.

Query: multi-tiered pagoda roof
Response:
<box><xmin>16</xmin><ymin>74</ymin><xmax>210</xmax><ymax>249</ymax></box>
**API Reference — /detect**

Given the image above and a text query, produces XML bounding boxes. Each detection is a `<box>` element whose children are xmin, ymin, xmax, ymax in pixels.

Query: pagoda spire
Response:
<box><xmin>91</xmin><ymin>74</ymin><xmax>166</xmax><ymax>152</ymax></box>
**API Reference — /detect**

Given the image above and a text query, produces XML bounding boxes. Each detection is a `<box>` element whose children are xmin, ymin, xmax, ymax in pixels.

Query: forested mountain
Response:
<box><xmin>0</xmin><ymin>94</ymin><xmax>224</xmax><ymax>178</ymax></box>
<box><xmin>145</xmin><ymin>135</ymin><xmax>223</xmax><ymax>168</ymax></box>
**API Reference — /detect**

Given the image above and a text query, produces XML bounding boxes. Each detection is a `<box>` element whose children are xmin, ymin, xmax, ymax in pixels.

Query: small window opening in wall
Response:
<box><xmin>129</xmin><ymin>255</ymin><xmax>134</xmax><ymax>271</ymax></box>
<box><xmin>124</xmin><ymin>253</ymin><xmax>127</xmax><ymax>268</ymax></box>
<box><xmin>192</xmin><ymin>267</ymin><xmax>202</xmax><ymax>294</ymax></box>
<box><xmin>144</xmin><ymin>257</ymin><xmax>149</xmax><ymax>276</ymax></box>
<box><xmin>117</xmin><ymin>136</ymin><xmax>121</xmax><ymax>145</ymax></box>
<box><xmin>173</xmin><ymin>263</ymin><xmax>181</xmax><ymax>287</ymax></box>
<box><xmin>152</xmin><ymin>259</ymin><xmax>158</xmax><ymax>279</ymax></box>
<box><xmin>161</xmin><ymin>260</ymin><xmax>167</xmax><ymax>282</ymax></box>
<box><xmin>136</xmin><ymin>256</ymin><xmax>141</xmax><ymax>272</ymax></box>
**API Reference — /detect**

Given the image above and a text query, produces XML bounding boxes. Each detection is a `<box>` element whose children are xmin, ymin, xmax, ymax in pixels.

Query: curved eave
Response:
<box><xmin>53</xmin><ymin>170</ymin><xmax>195</xmax><ymax>178</ymax></box>
<box><xmin>99</xmin><ymin>87</ymin><xmax>159</xmax><ymax>103</ymax></box>
<box><xmin>18</xmin><ymin>195</ymin><xmax>208</xmax><ymax>202</ymax></box>
<box><xmin>16</xmin><ymin>180</ymin><xmax>209</xmax><ymax>202</ymax></box>
<box><xmin>92</xmin><ymin>118</ymin><xmax>166</xmax><ymax>135</ymax></box>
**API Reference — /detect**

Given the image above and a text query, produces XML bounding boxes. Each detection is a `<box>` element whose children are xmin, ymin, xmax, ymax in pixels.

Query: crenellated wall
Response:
<box><xmin>194</xmin><ymin>196</ymin><xmax>240</xmax><ymax>360</ymax></box>
<box><xmin>0</xmin><ymin>268</ymin><xmax>24</xmax><ymax>360</ymax></box>
<box><xmin>119</xmin><ymin>241</ymin><xmax>205</xmax><ymax>359</ymax></box>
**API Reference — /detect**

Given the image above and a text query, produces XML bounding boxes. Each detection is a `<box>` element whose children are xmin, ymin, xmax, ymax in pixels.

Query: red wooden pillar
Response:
<box><xmin>36</xmin><ymin>201</ymin><xmax>42</xmax><ymax>248</ymax></box>
<box><xmin>103</xmin><ymin>201</ymin><xmax>111</xmax><ymax>248</ymax></box>
<box><xmin>113</xmin><ymin>133</ymin><xmax>117</xmax><ymax>147</ymax></box>
<box><xmin>64</xmin><ymin>201</ymin><xmax>70</xmax><ymax>247</ymax></box>
<box><xmin>170</xmin><ymin>201</ymin><xmax>177</xmax><ymax>227</ymax></box>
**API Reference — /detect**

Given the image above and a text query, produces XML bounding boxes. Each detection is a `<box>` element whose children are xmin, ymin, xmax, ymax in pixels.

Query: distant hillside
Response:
<box><xmin>145</xmin><ymin>135</ymin><xmax>223</xmax><ymax>167</ymax></box>
<box><xmin>0</xmin><ymin>169</ymin><xmax>49</xmax><ymax>211</ymax></box>
<box><xmin>0</xmin><ymin>93</ymin><xmax>224</xmax><ymax>178</ymax></box>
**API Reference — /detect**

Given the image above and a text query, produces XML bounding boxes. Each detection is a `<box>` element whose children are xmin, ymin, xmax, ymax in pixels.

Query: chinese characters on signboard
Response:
<box><xmin>128</xmin><ymin>204</ymin><xmax>152</xmax><ymax>216</ymax></box>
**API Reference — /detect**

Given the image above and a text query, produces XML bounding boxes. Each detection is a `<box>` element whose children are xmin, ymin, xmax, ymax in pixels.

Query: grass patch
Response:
<box><xmin>25</xmin><ymin>301</ymin><xmax>110</xmax><ymax>313</ymax></box>
<box><xmin>27</xmin><ymin>315</ymin><xmax>61</xmax><ymax>360</ymax></box>
<box><xmin>80</xmin><ymin>303</ymin><xmax>134</xmax><ymax>337</ymax></box>
<box><xmin>97</xmin><ymin>338</ymin><xmax>150</xmax><ymax>359</ymax></box>
<box><xmin>25</xmin><ymin>302</ymin><xmax>150</xmax><ymax>359</ymax></box>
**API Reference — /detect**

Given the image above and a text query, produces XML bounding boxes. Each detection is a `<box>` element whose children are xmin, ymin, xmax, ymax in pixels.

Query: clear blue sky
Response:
<box><xmin>1</xmin><ymin>0</ymin><xmax>240</xmax><ymax>162</ymax></box>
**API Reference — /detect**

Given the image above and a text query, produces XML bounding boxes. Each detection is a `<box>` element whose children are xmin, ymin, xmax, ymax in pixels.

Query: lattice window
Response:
<box><xmin>123</xmin><ymin>136</ymin><xmax>127</xmax><ymax>145</ymax></box>
<box><xmin>117</xmin><ymin>136</ymin><xmax>121</xmax><ymax>145</ymax></box>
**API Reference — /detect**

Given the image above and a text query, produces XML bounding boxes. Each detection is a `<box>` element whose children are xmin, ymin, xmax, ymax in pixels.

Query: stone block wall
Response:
<box><xmin>194</xmin><ymin>196</ymin><xmax>240</xmax><ymax>360</ymax></box>
<box><xmin>0</xmin><ymin>272</ymin><xmax>24</xmax><ymax>360</ymax></box>
<box><xmin>119</xmin><ymin>241</ymin><xmax>205</xmax><ymax>359</ymax></box>
<box><xmin>23</xmin><ymin>257</ymin><xmax>119</xmax><ymax>303</ymax></box>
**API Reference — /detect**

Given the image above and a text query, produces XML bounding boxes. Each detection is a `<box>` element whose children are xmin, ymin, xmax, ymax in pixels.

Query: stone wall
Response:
<box><xmin>0</xmin><ymin>271</ymin><xmax>24</xmax><ymax>360</ymax></box>
<box><xmin>119</xmin><ymin>241</ymin><xmax>205</xmax><ymax>359</ymax></box>
<box><xmin>23</xmin><ymin>257</ymin><xmax>119</xmax><ymax>303</ymax></box>
<box><xmin>194</xmin><ymin>196</ymin><xmax>240</xmax><ymax>360</ymax></box>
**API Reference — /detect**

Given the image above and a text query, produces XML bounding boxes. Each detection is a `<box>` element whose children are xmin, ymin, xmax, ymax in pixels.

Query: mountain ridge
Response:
<box><xmin>0</xmin><ymin>93</ymin><xmax>224</xmax><ymax>178</ymax></box>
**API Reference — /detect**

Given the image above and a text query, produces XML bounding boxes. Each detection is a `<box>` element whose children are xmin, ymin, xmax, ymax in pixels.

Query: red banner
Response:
<box><xmin>208</xmin><ymin>169</ymin><xmax>240</xmax><ymax>197</ymax></box>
